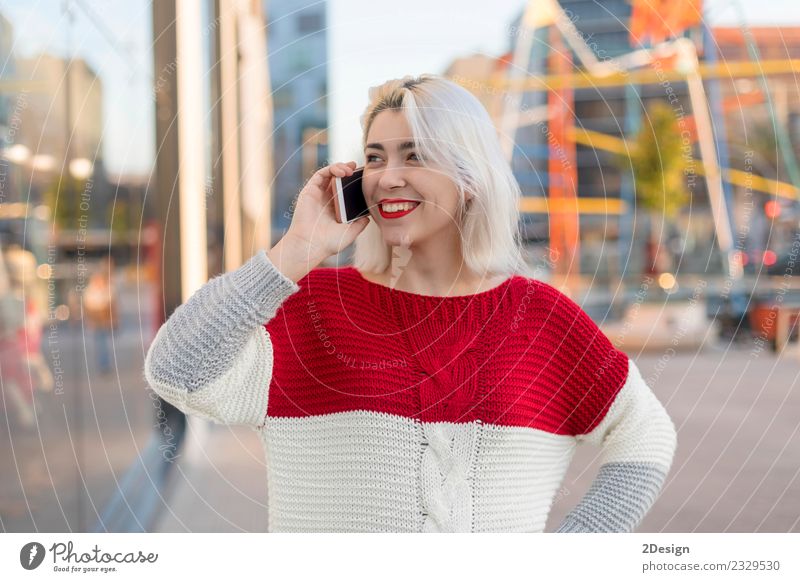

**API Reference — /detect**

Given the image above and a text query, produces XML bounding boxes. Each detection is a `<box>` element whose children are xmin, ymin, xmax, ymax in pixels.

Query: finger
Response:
<box><xmin>350</xmin><ymin>215</ymin><xmax>370</xmax><ymax>229</ymax></box>
<box><xmin>307</xmin><ymin>165</ymin><xmax>339</xmax><ymax>191</ymax></box>
<box><xmin>335</xmin><ymin>162</ymin><xmax>358</xmax><ymax>177</ymax></box>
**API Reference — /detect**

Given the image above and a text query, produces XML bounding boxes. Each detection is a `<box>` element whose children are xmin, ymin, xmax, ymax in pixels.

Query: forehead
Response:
<box><xmin>365</xmin><ymin>109</ymin><xmax>413</xmax><ymax>146</ymax></box>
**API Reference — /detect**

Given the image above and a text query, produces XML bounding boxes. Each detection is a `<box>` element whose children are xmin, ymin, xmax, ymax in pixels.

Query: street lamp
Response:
<box><xmin>1</xmin><ymin>144</ymin><xmax>31</xmax><ymax>164</ymax></box>
<box><xmin>31</xmin><ymin>154</ymin><xmax>56</xmax><ymax>172</ymax></box>
<box><xmin>68</xmin><ymin>157</ymin><xmax>93</xmax><ymax>180</ymax></box>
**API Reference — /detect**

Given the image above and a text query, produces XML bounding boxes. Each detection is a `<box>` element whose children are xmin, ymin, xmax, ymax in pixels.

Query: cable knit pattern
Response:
<box><xmin>419</xmin><ymin>422</ymin><xmax>480</xmax><ymax>532</ymax></box>
<box><xmin>144</xmin><ymin>252</ymin><xmax>677</xmax><ymax>532</ymax></box>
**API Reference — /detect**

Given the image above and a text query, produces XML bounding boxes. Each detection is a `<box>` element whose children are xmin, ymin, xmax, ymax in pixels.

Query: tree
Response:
<box><xmin>43</xmin><ymin>174</ymin><xmax>89</xmax><ymax>231</ymax></box>
<box><xmin>616</xmin><ymin>101</ymin><xmax>691</xmax><ymax>276</ymax></box>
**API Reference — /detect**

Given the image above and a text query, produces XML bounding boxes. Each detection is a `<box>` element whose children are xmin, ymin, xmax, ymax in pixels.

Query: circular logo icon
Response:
<box><xmin>20</xmin><ymin>542</ymin><xmax>46</xmax><ymax>570</ymax></box>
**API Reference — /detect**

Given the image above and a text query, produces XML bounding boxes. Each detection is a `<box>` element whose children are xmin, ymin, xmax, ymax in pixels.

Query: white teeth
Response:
<box><xmin>381</xmin><ymin>201</ymin><xmax>418</xmax><ymax>213</ymax></box>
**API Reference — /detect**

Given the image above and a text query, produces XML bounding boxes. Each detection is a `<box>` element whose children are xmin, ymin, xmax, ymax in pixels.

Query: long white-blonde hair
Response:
<box><xmin>353</xmin><ymin>74</ymin><xmax>528</xmax><ymax>277</ymax></box>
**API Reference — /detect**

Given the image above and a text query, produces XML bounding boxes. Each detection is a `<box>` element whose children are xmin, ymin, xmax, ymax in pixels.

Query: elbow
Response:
<box><xmin>142</xmin><ymin>336</ymin><xmax>160</xmax><ymax>394</ymax></box>
<box><xmin>142</xmin><ymin>324</ymin><xmax>188</xmax><ymax>410</ymax></box>
<box><xmin>653</xmin><ymin>405</ymin><xmax>678</xmax><ymax>473</ymax></box>
<box><xmin>142</xmin><ymin>323</ymin><xmax>164</xmax><ymax>389</ymax></box>
<box><xmin>667</xmin><ymin>413</ymin><xmax>678</xmax><ymax>466</ymax></box>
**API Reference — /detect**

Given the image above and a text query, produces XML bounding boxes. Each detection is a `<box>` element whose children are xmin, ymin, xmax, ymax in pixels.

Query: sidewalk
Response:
<box><xmin>548</xmin><ymin>347</ymin><xmax>800</xmax><ymax>532</ymax></box>
<box><xmin>152</xmin><ymin>345</ymin><xmax>800</xmax><ymax>533</ymax></box>
<box><xmin>0</xmin><ymin>324</ymin><xmax>155</xmax><ymax>531</ymax></box>
<box><xmin>153</xmin><ymin>420</ymin><xmax>269</xmax><ymax>532</ymax></box>
<box><xmin>0</xmin><ymin>276</ymin><xmax>157</xmax><ymax>532</ymax></box>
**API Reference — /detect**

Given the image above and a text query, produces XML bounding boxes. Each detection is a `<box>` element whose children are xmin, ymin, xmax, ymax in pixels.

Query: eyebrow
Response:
<box><xmin>364</xmin><ymin>141</ymin><xmax>417</xmax><ymax>152</ymax></box>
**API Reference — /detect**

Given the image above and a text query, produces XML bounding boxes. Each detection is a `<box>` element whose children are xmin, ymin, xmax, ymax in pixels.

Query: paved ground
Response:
<box><xmin>0</xmin><ymin>276</ymin><xmax>157</xmax><ymax>532</ymax></box>
<box><xmin>3</xmin><ymin>274</ymin><xmax>799</xmax><ymax>532</ymax></box>
<box><xmin>153</xmin><ymin>344</ymin><xmax>800</xmax><ymax>533</ymax></box>
<box><xmin>152</xmin><ymin>421</ymin><xmax>269</xmax><ymax>532</ymax></box>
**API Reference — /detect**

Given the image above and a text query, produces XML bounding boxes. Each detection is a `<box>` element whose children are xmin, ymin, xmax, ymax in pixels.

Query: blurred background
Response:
<box><xmin>1</xmin><ymin>0</ymin><xmax>799</xmax><ymax>533</ymax></box>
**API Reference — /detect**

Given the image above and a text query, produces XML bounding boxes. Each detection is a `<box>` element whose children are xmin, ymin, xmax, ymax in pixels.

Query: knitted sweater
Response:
<box><xmin>143</xmin><ymin>249</ymin><xmax>677</xmax><ymax>533</ymax></box>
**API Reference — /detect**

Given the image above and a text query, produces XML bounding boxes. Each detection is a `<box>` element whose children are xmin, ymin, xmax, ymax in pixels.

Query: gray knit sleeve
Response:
<box><xmin>143</xmin><ymin>249</ymin><xmax>301</xmax><ymax>428</ymax></box>
<box><xmin>554</xmin><ymin>358</ymin><xmax>677</xmax><ymax>532</ymax></box>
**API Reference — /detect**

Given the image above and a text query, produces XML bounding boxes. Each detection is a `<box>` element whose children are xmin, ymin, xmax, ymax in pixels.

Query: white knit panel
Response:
<box><xmin>473</xmin><ymin>423</ymin><xmax>577</xmax><ymax>532</ymax></box>
<box><xmin>419</xmin><ymin>422</ymin><xmax>481</xmax><ymax>532</ymax></box>
<box><xmin>262</xmin><ymin>410</ymin><xmax>423</xmax><ymax>532</ymax></box>
<box><xmin>144</xmin><ymin>324</ymin><xmax>273</xmax><ymax>428</ymax></box>
<box><xmin>578</xmin><ymin>357</ymin><xmax>677</xmax><ymax>469</ymax></box>
<box><xmin>260</xmin><ymin>410</ymin><xmax>579</xmax><ymax>532</ymax></box>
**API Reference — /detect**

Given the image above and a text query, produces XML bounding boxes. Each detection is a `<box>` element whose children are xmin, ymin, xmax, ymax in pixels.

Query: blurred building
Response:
<box><xmin>710</xmin><ymin>27</ymin><xmax>800</xmax><ymax>175</ymax></box>
<box><xmin>13</xmin><ymin>53</ymin><xmax>108</xmax><ymax>218</ymax></box>
<box><xmin>711</xmin><ymin>26</ymin><xmax>800</xmax><ymax>263</ymax></box>
<box><xmin>443</xmin><ymin>54</ymin><xmax>506</xmax><ymax>122</ymax></box>
<box><xmin>0</xmin><ymin>12</ymin><xmax>15</xmax><ymax>144</ymax></box>
<box><xmin>447</xmin><ymin>1</ymin><xmax>728</xmax><ymax>279</ymax></box>
<box><xmin>0</xmin><ymin>12</ymin><xmax>18</xmax><ymax>203</ymax></box>
<box><xmin>15</xmin><ymin>54</ymin><xmax>103</xmax><ymax>167</ymax></box>
<box><xmin>152</xmin><ymin>0</ymin><xmax>276</xmax><ymax>319</ymax></box>
<box><xmin>265</xmin><ymin>0</ymin><xmax>329</xmax><ymax>239</ymax></box>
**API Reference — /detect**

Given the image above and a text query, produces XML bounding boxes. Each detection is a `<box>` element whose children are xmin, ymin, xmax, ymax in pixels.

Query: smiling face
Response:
<box><xmin>362</xmin><ymin>109</ymin><xmax>464</xmax><ymax>248</ymax></box>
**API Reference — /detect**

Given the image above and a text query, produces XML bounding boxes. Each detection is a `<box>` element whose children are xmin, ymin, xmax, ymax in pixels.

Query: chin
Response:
<box><xmin>380</xmin><ymin>228</ymin><xmax>415</xmax><ymax>248</ymax></box>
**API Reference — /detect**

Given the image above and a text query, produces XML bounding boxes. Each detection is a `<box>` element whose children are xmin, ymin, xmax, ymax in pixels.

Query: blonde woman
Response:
<box><xmin>144</xmin><ymin>74</ymin><xmax>677</xmax><ymax>533</ymax></box>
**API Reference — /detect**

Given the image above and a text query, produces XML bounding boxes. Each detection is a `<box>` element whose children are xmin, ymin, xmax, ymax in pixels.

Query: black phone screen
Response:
<box><xmin>337</xmin><ymin>168</ymin><xmax>370</xmax><ymax>222</ymax></box>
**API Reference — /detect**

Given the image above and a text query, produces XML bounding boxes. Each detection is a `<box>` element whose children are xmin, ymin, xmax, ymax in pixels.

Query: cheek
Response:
<box><xmin>361</xmin><ymin>177</ymin><xmax>377</xmax><ymax>205</ymax></box>
<box><xmin>424</xmin><ymin>193</ymin><xmax>461</xmax><ymax>219</ymax></box>
<box><xmin>414</xmin><ymin>175</ymin><xmax>461</xmax><ymax>215</ymax></box>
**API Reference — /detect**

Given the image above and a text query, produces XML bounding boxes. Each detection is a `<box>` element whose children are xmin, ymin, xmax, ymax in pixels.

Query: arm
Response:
<box><xmin>143</xmin><ymin>160</ymin><xmax>369</xmax><ymax>428</ymax></box>
<box><xmin>143</xmin><ymin>249</ymin><xmax>301</xmax><ymax>428</ymax></box>
<box><xmin>555</xmin><ymin>358</ymin><xmax>678</xmax><ymax>532</ymax></box>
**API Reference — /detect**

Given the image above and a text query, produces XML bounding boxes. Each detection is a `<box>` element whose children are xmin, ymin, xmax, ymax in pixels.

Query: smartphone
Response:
<box><xmin>333</xmin><ymin>167</ymin><xmax>370</xmax><ymax>223</ymax></box>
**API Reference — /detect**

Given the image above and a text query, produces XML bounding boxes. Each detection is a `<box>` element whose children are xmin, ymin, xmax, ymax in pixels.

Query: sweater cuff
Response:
<box><xmin>229</xmin><ymin>249</ymin><xmax>301</xmax><ymax>317</ymax></box>
<box><xmin>554</xmin><ymin>514</ymin><xmax>594</xmax><ymax>533</ymax></box>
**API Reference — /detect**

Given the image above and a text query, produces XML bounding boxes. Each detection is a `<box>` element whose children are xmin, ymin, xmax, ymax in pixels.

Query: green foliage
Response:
<box><xmin>109</xmin><ymin>200</ymin><xmax>130</xmax><ymax>234</ymax></box>
<box><xmin>616</xmin><ymin>101</ymin><xmax>691</xmax><ymax>220</ymax></box>
<box><xmin>746</xmin><ymin>120</ymin><xmax>780</xmax><ymax>173</ymax></box>
<box><xmin>44</xmin><ymin>174</ymin><xmax>89</xmax><ymax>230</ymax></box>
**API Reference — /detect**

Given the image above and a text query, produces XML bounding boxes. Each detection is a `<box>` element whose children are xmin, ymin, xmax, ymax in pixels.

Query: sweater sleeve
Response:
<box><xmin>143</xmin><ymin>249</ymin><xmax>300</xmax><ymax>429</ymax></box>
<box><xmin>545</xmin><ymin>289</ymin><xmax>678</xmax><ymax>533</ymax></box>
<box><xmin>555</xmin><ymin>358</ymin><xmax>677</xmax><ymax>532</ymax></box>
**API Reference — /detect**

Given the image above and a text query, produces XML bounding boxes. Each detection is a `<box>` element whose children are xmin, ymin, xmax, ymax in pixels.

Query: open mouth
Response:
<box><xmin>378</xmin><ymin>200</ymin><xmax>420</xmax><ymax>219</ymax></box>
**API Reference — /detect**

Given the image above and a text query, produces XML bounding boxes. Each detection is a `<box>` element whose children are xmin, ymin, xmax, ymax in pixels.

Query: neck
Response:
<box><xmin>377</xmin><ymin>228</ymin><xmax>503</xmax><ymax>296</ymax></box>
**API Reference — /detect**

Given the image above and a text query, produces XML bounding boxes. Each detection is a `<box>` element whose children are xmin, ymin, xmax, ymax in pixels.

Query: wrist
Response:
<box><xmin>267</xmin><ymin>234</ymin><xmax>328</xmax><ymax>283</ymax></box>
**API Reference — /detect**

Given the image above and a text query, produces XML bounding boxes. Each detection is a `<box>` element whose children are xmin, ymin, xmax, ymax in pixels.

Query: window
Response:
<box><xmin>296</xmin><ymin>11</ymin><xmax>323</xmax><ymax>34</ymax></box>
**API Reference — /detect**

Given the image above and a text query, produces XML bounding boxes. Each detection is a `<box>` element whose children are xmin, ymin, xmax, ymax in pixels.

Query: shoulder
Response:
<box><xmin>508</xmin><ymin>274</ymin><xmax>629</xmax><ymax>383</ymax></box>
<box><xmin>266</xmin><ymin>265</ymin><xmax>357</xmax><ymax>329</ymax></box>
<box><xmin>285</xmin><ymin>265</ymin><xmax>362</xmax><ymax>306</ymax></box>
<box><xmin>504</xmin><ymin>274</ymin><xmax>591</xmax><ymax>330</ymax></box>
<box><xmin>296</xmin><ymin>264</ymin><xmax>354</xmax><ymax>289</ymax></box>
<box><xmin>507</xmin><ymin>274</ymin><xmax>582</xmax><ymax>307</ymax></box>
<box><xmin>503</xmin><ymin>275</ymin><xmax>633</xmax><ymax>436</ymax></box>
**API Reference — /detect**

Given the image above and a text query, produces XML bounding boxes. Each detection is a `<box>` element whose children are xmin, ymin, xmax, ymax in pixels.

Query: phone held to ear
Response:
<box><xmin>333</xmin><ymin>167</ymin><xmax>370</xmax><ymax>224</ymax></box>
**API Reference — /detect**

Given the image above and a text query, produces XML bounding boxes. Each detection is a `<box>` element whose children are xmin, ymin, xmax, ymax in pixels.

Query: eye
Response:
<box><xmin>365</xmin><ymin>154</ymin><xmax>381</xmax><ymax>163</ymax></box>
<box><xmin>408</xmin><ymin>152</ymin><xmax>423</xmax><ymax>161</ymax></box>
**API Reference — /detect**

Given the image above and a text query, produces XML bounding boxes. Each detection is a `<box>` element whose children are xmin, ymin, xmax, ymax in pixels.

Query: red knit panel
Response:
<box><xmin>524</xmin><ymin>280</ymin><xmax>630</xmax><ymax>435</ymax></box>
<box><xmin>264</xmin><ymin>266</ymin><xmax>628</xmax><ymax>435</ymax></box>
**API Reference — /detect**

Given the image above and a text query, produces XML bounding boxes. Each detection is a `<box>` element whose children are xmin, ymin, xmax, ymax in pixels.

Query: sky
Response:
<box><xmin>0</xmin><ymin>0</ymin><xmax>798</xmax><ymax>177</ymax></box>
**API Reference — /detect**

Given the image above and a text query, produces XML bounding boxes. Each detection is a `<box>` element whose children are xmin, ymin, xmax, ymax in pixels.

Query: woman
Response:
<box><xmin>84</xmin><ymin>256</ymin><xmax>118</xmax><ymax>376</ymax></box>
<box><xmin>144</xmin><ymin>74</ymin><xmax>677</xmax><ymax>533</ymax></box>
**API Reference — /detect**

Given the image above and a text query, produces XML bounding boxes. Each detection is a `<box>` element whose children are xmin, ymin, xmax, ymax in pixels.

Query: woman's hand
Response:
<box><xmin>287</xmin><ymin>161</ymin><xmax>370</xmax><ymax>259</ymax></box>
<box><xmin>268</xmin><ymin>161</ymin><xmax>371</xmax><ymax>282</ymax></box>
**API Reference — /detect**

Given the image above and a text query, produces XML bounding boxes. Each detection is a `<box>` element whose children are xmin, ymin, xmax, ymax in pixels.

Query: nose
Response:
<box><xmin>377</xmin><ymin>166</ymin><xmax>406</xmax><ymax>191</ymax></box>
